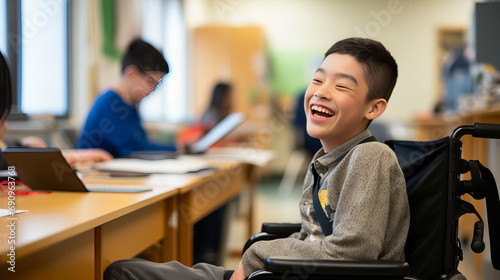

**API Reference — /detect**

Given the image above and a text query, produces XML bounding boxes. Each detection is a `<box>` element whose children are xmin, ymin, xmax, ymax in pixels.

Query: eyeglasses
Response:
<box><xmin>138</xmin><ymin>68</ymin><xmax>163</xmax><ymax>91</ymax></box>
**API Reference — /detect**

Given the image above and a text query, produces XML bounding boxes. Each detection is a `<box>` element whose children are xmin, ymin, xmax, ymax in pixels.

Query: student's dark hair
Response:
<box><xmin>209</xmin><ymin>82</ymin><xmax>232</xmax><ymax>108</ymax></box>
<box><xmin>0</xmin><ymin>51</ymin><xmax>12</xmax><ymax>119</ymax></box>
<box><xmin>325</xmin><ymin>37</ymin><xmax>398</xmax><ymax>102</ymax></box>
<box><xmin>121</xmin><ymin>38</ymin><xmax>169</xmax><ymax>74</ymax></box>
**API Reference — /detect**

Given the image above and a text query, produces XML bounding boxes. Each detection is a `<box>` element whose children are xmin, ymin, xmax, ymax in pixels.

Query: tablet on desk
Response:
<box><xmin>128</xmin><ymin>112</ymin><xmax>245</xmax><ymax>160</ymax></box>
<box><xmin>1</xmin><ymin>147</ymin><xmax>152</xmax><ymax>193</ymax></box>
<box><xmin>186</xmin><ymin>112</ymin><xmax>245</xmax><ymax>154</ymax></box>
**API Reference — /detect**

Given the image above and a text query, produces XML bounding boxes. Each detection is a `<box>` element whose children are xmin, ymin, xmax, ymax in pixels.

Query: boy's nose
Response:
<box><xmin>314</xmin><ymin>89</ymin><xmax>331</xmax><ymax>100</ymax></box>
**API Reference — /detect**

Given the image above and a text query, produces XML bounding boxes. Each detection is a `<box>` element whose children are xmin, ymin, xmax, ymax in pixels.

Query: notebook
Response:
<box><xmin>1</xmin><ymin>147</ymin><xmax>152</xmax><ymax>193</ymax></box>
<box><xmin>128</xmin><ymin>112</ymin><xmax>245</xmax><ymax>160</ymax></box>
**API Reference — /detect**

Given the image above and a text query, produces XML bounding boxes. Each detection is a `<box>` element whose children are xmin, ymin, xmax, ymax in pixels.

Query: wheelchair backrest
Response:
<box><xmin>387</xmin><ymin>137</ymin><xmax>452</xmax><ymax>280</ymax></box>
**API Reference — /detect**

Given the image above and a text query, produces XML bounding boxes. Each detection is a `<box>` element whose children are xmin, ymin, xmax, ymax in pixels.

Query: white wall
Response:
<box><xmin>184</xmin><ymin>0</ymin><xmax>477</xmax><ymax>123</ymax></box>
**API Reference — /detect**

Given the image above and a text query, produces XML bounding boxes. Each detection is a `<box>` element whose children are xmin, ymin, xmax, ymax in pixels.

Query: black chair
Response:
<box><xmin>243</xmin><ymin>123</ymin><xmax>500</xmax><ymax>280</ymax></box>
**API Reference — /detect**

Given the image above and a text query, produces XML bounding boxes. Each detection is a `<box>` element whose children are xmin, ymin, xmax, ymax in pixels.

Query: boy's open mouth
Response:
<box><xmin>311</xmin><ymin>105</ymin><xmax>334</xmax><ymax>119</ymax></box>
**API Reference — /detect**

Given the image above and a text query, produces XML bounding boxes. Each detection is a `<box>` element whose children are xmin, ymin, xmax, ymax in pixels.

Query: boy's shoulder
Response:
<box><xmin>92</xmin><ymin>90</ymin><xmax>129</xmax><ymax>110</ymax></box>
<box><xmin>336</xmin><ymin>141</ymin><xmax>404</xmax><ymax>183</ymax></box>
<box><xmin>349</xmin><ymin>141</ymin><xmax>398</xmax><ymax>163</ymax></box>
<box><xmin>95</xmin><ymin>90</ymin><xmax>120</xmax><ymax>103</ymax></box>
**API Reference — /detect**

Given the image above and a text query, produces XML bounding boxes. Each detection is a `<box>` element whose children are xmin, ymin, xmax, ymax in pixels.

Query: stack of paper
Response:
<box><xmin>94</xmin><ymin>158</ymin><xmax>210</xmax><ymax>174</ymax></box>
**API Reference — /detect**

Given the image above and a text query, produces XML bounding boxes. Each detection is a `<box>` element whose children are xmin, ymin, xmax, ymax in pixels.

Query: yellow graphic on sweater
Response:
<box><xmin>318</xmin><ymin>189</ymin><xmax>328</xmax><ymax>216</ymax></box>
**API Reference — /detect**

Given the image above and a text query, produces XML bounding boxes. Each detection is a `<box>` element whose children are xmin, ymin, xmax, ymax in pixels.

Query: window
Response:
<box><xmin>140</xmin><ymin>0</ymin><xmax>188</xmax><ymax>123</ymax></box>
<box><xmin>19</xmin><ymin>0</ymin><xmax>69</xmax><ymax>116</ymax></box>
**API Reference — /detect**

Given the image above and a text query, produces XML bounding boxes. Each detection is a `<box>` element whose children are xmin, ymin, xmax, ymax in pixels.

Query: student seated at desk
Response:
<box><xmin>177</xmin><ymin>82</ymin><xmax>236</xmax><ymax>148</ymax></box>
<box><xmin>0</xmin><ymin>51</ymin><xmax>112</xmax><ymax>170</ymax></box>
<box><xmin>75</xmin><ymin>38</ymin><xmax>176</xmax><ymax>158</ymax></box>
<box><xmin>201</xmin><ymin>82</ymin><xmax>233</xmax><ymax>130</ymax></box>
<box><xmin>103</xmin><ymin>37</ymin><xmax>410</xmax><ymax>280</ymax></box>
<box><xmin>75</xmin><ymin>39</ymin><xmax>224</xmax><ymax>265</ymax></box>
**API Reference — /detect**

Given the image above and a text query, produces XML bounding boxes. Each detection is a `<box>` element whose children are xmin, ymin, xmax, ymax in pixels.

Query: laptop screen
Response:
<box><xmin>189</xmin><ymin>112</ymin><xmax>245</xmax><ymax>154</ymax></box>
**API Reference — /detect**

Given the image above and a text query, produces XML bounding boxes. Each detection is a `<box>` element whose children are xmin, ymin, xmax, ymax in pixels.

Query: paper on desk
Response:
<box><xmin>195</xmin><ymin>147</ymin><xmax>276</xmax><ymax>167</ymax></box>
<box><xmin>0</xmin><ymin>209</ymin><xmax>28</xmax><ymax>218</ymax></box>
<box><xmin>94</xmin><ymin>158</ymin><xmax>210</xmax><ymax>174</ymax></box>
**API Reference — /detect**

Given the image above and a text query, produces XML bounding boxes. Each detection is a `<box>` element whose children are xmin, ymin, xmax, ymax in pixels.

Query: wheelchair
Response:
<box><xmin>243</xmin><ymin>123</ymin><xmax>500</xmax><ymax>280</ymax></box>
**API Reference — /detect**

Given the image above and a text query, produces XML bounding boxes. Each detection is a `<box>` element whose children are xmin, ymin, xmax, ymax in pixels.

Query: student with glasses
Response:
<box><xmin>75</xmin><ymin>38</ymin><xmax>176</xmax><ymax>157</ymax></box>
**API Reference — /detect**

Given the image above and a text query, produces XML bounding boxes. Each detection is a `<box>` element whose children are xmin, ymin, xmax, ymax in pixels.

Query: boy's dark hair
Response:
<box><xmin>325</xmin><ymin>37</ymin><xmax>398</xmax><ymax>102</ymax></box>
<box><xmin>121</xmin><ymin>38</ymin><xmax>169</xmax><ymax>74</ymax></box>
<box><xmin>0</xmin><ymin>51</ymin><xmax>12</xmax><ymax>118</ymax></box>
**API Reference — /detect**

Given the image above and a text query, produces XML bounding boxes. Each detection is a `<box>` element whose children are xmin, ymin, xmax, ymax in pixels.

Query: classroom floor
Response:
<box><xmin>222</xmin><ymin>176</ymin><xmax>498</xmax><ymax>280</ymax></box>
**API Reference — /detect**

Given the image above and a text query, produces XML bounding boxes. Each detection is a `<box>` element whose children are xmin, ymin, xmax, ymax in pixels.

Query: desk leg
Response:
<box><xmin>178</xmin><ymin>191</ymin><xmax>193</xmax><ymax>266</ymax></box>
<box><xmin>246</xmin><ymin>164</ymin><xmax>258</xmax><ymax>239</ymax></box>
<box><xmin>161</xmin><ymin>195</ymin><xmax>178</xmax><ymax>262</ymax></box>
<box><xmin>95</xmin><ymin>226</ymin><xmax>103</xmax><ymax>280</ymax></box>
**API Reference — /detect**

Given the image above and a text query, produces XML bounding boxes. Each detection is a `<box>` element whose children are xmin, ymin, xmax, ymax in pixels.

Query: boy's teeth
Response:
<box><xmin>311</xmin><ymin>105</ymin><xmax>333</xmax><ymax>116</ymax></box>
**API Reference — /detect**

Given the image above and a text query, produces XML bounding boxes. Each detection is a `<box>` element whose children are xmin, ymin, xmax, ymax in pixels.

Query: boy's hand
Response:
<box><xmin>62</xmin><ymin>148</ymin><xmax>113</xmax><ymax>166</ymax></box>
<box><xmin>21</xmin><ymin>136</ymin><xmax>47</xmax><ymax>148</ymax></box>
<box><xmin>230</xmin><ymin>260</ymin><xmax>246</xmax><ymax>280</ymax></box>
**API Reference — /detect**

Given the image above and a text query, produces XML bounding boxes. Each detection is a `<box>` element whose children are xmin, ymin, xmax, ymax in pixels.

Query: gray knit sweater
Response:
<box><xmin>241</xmin><ymin>130</ymin><xmax>410</xmax><ymax>276</ymax></box>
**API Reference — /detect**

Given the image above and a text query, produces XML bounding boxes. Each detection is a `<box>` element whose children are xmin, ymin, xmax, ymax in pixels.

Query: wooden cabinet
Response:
<box><xmin>192</xmin><ymin>25</ymin><xmax>268</xmax><ymax>119</ymax></box>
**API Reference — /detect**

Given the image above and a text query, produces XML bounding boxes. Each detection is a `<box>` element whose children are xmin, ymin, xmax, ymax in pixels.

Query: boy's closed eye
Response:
<box><xmin>335</xmin><ymin>84</ymin><xmax>351</xmax><ymax>90</ymax></box>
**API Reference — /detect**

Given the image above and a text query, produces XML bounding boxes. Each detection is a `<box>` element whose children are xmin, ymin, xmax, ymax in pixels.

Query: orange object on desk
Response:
<box><xmin>0</xmin><ymin>180</ymin><xmax>51</xmax><ymax>196</ymax></box>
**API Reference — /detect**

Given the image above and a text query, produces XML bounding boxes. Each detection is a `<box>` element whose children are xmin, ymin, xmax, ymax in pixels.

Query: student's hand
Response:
<box><xmin>0</xmin><ymin>122</ymin><xmax>7</xmax><ymax>141</ymax></box>
<box><xmin>62</xmin><ymin>149</ymin><xmax>113</xmax><ymax>166</ymax></box>
<box><xmin>229</xmin><ymin>260</ymin><xmax>246</xmax><ymax>280</ymax></box>
<box><xmin>21</xmin><ymin>136</ymin><xmax>48</xmax><ymax>148</ymax></box>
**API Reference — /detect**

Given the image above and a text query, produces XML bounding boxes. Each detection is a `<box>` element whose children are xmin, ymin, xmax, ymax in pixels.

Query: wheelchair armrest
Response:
<box><xmin>243</xmin><ymin>223</ymin><xmax>302</xmax><ymax>254</ymax></box>
<box><xmin>261</xmin><ymin>223</ymin><xmax>302</xmax><ymax>235</ymax></box>
<box><xmin>243</xmin><ymin>232</ymin><xmax>286</xmax><ymax>254</ymax></box>
<box><xmin>265</xmin><ymin>257</ymin><xmax>410</xmax><ymax>279</ymax></box>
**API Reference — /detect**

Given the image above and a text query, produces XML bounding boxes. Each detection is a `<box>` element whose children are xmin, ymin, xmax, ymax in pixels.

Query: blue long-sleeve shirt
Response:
<box><xmin>75</xmin><ymin>90</ymin><xmax>175</xmax><ymax>157</ymax></box>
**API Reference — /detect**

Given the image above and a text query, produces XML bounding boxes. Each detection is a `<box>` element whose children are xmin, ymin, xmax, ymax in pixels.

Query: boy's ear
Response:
<box><xmin>365</xmin><ymin>98</ymin><xmax>387</xmax><ymax>120</ymax></box>
<box><xmin>124</xmin><ymin>64</ymin><xmax>139</xmax><ymax>76</ymax></box>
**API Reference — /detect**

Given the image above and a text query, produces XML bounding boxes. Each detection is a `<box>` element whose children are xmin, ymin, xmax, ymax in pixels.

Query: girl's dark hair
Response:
<box><xmin>0</xmin><ymin>51</ymin><xmax>12</xmax><ymax>119</ymax></box>
<box><xmin>209</xmin><ymin>83</ymin><xmax>232</xmax><ymax>108</ymax></box>
<box><xmin>325</xmin><ymin>37</ymin><xmax>398</xmax><ymax>102</ymax></box>
<box><xmin>121</xmin><ymin>38</ymin><xmax>169</xmax><ymax>74</ymax></box>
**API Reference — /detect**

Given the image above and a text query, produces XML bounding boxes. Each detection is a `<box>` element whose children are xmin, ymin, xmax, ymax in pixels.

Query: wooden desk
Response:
<box><xmin>0</xmin><ymin>185</ymin><xmax>178</xmax><ymax>280</ymax></box>
<box><xmin>0</xmin><ymin>160</ymin><xmax>247</xmax><ymax>279</ymax></box>
<box><xmin>87</xmin><ymin>158</ymin><xmax>248</xmax><ymax>267</ymax></box>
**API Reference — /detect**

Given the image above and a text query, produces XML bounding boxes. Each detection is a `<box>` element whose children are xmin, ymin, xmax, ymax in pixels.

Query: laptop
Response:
<box><xmin>1</xmin><ymin>147</ymin><xmax>152</xmax><ymax>193</ymax></box>
<box><xmin>128</xmin><ymin>112</ymin><xmax>246</xmax><ymax>160</ymax></box>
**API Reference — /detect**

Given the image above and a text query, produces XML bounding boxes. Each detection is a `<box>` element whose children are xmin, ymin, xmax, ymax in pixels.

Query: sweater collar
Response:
<box><xmin>311</xmin><ymin>130</ymin><xmax>373</xmax><ymax>174</ymax></box>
